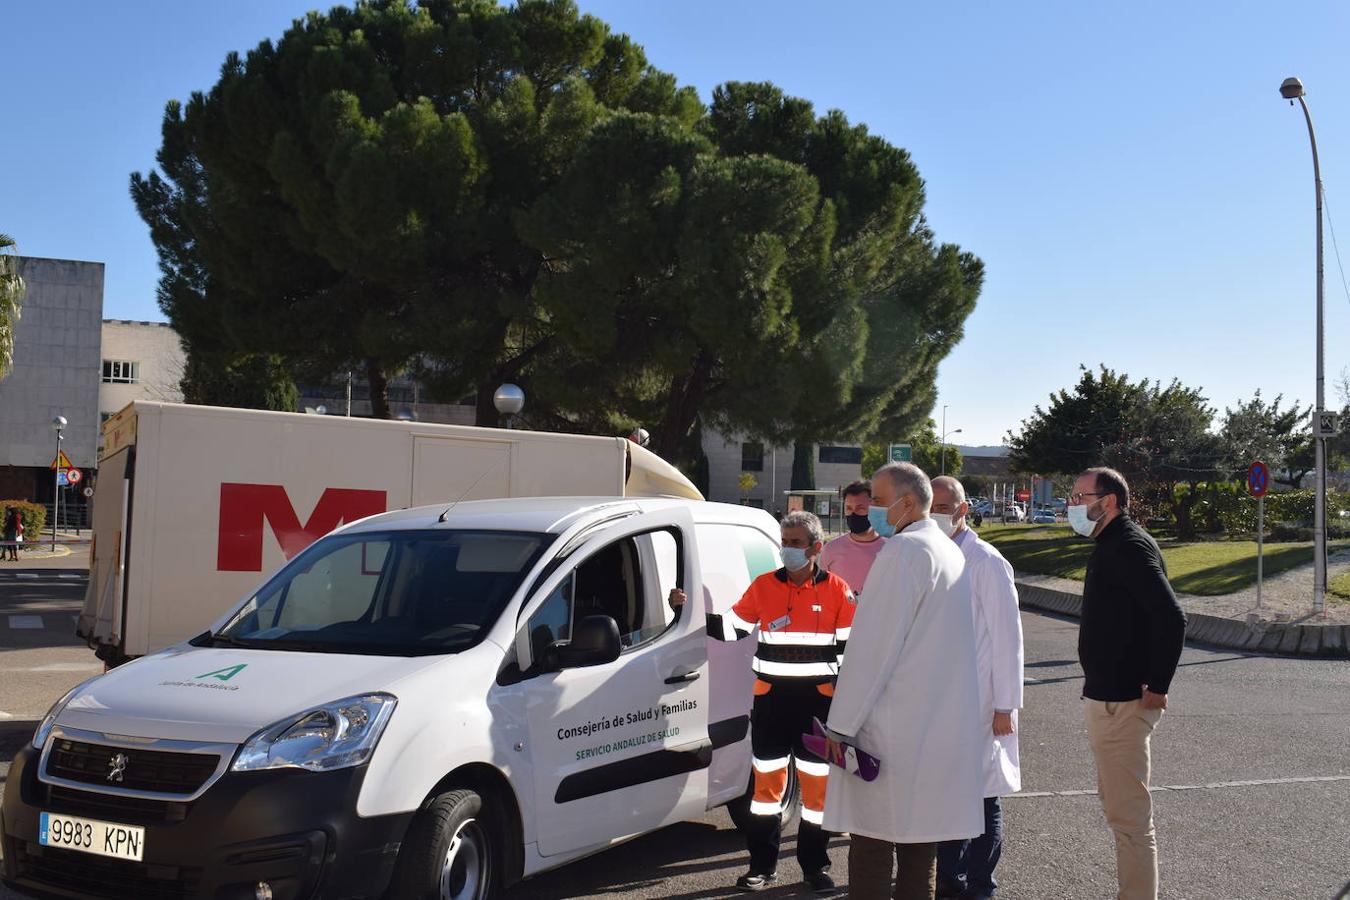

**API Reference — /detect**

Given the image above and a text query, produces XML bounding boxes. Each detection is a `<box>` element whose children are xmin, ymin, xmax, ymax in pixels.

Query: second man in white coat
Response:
<box><xmin>931</xmin><ymin>476</ymin><xmax>1024</xmax><ymax>900</ymax></box>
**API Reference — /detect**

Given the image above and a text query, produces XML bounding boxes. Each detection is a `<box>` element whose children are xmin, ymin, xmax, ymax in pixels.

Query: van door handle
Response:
<box><xmin>664</xmin><ymin>670</ymin><xmax>701</xmax><ymax>685</ymax></box>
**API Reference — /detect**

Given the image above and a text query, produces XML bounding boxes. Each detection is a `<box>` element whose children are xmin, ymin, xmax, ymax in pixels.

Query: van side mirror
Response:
<box><xmin>550</xmin><ymin>615</ymin><xmax>621</xmax><ymax>669</ymax></box>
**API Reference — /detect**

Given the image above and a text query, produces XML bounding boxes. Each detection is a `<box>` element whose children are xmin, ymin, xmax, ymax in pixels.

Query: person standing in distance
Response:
<box><xmin>822</xmin><ymin>463</ymin><xmax>983</xmax><ymax>900</ymax></box>
<box><xmin>819</xmin><ymin>481</ymin><xmax>888</xmax><ymax>596</ymax></box>
<box><xmin>930</xmin><ymin>477</ymin><xmax>1024</xmax><ymax>900</ymax></box>
<box><xmin>669</xmin><ymin>511</ymin><xmax>853</xmax><ymax>894</ymax></box>
<box><xmin>1071</xmin><ymin>467</ymin><xmax>1187</xmax><ymax>900</ymax></box>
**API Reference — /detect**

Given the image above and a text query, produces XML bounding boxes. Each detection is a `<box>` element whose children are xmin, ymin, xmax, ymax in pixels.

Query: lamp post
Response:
<box><xmin>1279</xmin><ymin>76</ymin><xmax>1328</xmax><ymax>616</ymax></box>
<box><xmin>493</xmin><ymin>383</ymin><xmax>525</xmax><ymax>429</ymax></box>
<box><xmin>50</xmin><ymin>415</ymin><xmax>66</xmax><ymax>551</ymax></box>
<box><xmin>940</xmin><ymin>429</ymin><xmax>962</xmax><ymax>475</ymax></box>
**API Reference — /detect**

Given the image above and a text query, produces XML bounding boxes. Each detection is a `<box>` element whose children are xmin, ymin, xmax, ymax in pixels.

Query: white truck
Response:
<box><xmin>3</xmin><ymin>403</ymin><xmax>793</xmax><ymax>900</ymax></box>
<box><xmin>77</xmin><ymin>401</ymin><xmax>703</xmax><ymax>666</ymax></box>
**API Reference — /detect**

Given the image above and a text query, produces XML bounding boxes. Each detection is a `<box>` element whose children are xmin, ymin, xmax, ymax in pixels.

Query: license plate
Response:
<box><xmin>39</xmin><ymin>811</ymin><xmax>145</xmax><ymax>861</ymax></box>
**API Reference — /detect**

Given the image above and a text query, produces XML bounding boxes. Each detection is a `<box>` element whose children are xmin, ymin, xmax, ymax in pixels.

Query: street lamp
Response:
<box><xmin>50</xmin><ymin>415</ymin><xmax>66</xmax><ymax>551</ymax></box>
<box><xmin>493</xmin><ymin>383</ymin><xmax>525</xmax><ymax>429</ymax></box>
<box><xmin>940</xmin><ymin>428</ymin><xmax>962</xmax><ymax>476</ymax></box>
<box><xmin>1279</xmin><ymin>76</ymin><xmax>1328</xmax><ymax>615</ymax></box>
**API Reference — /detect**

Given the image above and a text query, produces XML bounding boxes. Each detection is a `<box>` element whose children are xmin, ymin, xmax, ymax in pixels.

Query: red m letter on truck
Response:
<box><xmin>218</xmin><ymin>484</ymin><xmax>387</xmax><ymax>572</ymax></box>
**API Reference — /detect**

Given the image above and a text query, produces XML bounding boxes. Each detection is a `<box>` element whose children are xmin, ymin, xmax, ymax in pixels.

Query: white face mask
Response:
<box><xmin>1068</xmin><ymin>503</ymin><xmax>1097</xmax><ymax>537</ymax></box>
<box><xmin>932</xmin><ymin>511</ymin><xmax>958</xmax><ymax>538</ymax></box>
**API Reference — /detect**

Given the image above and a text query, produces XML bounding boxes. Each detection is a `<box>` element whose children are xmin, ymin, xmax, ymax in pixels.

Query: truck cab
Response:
<box><xmin>3</xmin><ymin>496</ymin><xmax>779</xmax><ymax>899</ymax></box>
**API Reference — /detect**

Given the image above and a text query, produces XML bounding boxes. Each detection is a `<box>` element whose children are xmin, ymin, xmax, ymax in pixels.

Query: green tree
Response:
<box><xmin>1218</xmin><ymin>391</ymin><xmax>1310</xmax><ymax>485</ymax></box>
<box><xmin>181</xmin><ymin>351</ymin><xmax>300</xmax><ymax>412</ymax></box>
<box><xmin>1006</xmin><ymin>366</ymin><xmax>1151</xmax><ymax>475</ymax></box>
<box><xmin>908</xmin><ymin>419</ymin><xmax>962</xmax><ymax>477</ymax></box>
<box><xmin>133</xmin><ymin>0</ymin><xmax>699</xmax><ymax>421</ymax></box>
<box><xmin>521</xmin><ymin>82</ymin><xmax>981</xmax><ymax>461</ymax></box>
<box><xmin>0</xmin><ymin>234</ymin><xmax>24</xmax><ymax>381</ymax></box>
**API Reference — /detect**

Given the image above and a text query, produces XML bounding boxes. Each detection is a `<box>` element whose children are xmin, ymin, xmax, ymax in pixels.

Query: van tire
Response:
<box><xmin>389</xmin><ymin>788</ymin><xmax>502</xmax><ymax>900</ymax></box>
<box><xmin>725</xmin><ymin>765</ymin><xmax>800</xmax><ymax>834</ymax></box>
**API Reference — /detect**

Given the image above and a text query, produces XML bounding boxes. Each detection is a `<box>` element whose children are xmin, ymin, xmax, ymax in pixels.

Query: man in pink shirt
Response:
<box><xmin>819</xmin><ymin>481</ymin><xmax>888</xmax><ymax>596</ymax></box>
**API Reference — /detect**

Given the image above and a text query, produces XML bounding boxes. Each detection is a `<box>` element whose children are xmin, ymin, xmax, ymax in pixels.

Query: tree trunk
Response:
<box><xmin>366</xmin><ymin>358</ymin><xmax>391</xmax><ymax>420</ymax></box>
<box><xmin>474</xmin><ymin>381</ymin><xmax>502</xmax><ymax>428</ymax></box>
<box><xmin>791</xmin><ymin>442</ymin><xmax>815</xmax><ymax>491</ymax></box>
<box><xmin>1171</xmin><ymin>483</ymin><xmax>1199</xmax><ymax>541</ymax></box>
<box><xmin>654</xmin><ymin>351</ymin><xmax>714</xmax><ymax>463</ymax></box>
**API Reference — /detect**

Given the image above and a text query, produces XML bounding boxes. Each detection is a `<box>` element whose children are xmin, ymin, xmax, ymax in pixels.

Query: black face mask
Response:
<box><xmin>846</xmin><ymin>513</ymin><xmax>872</xmax><ymax>534</ymax></box>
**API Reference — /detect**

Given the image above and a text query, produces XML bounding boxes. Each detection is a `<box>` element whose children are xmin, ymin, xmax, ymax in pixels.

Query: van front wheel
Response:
<box><xmin>391</xmin><ymin>788</ymin><xmax>502</xmax><ymax>900</ymax></box>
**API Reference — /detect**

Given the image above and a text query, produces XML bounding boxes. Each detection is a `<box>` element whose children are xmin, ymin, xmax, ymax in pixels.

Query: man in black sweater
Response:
<box><xmin>1069</xmin><ymin>467</ymin><xmax>1186</xmax><ymax>900</ymax></box>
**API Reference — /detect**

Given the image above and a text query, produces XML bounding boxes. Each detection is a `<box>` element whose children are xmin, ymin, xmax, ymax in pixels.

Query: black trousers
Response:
<box><xmin>744</xmin><ymin>678</ymin><xmax>835</xmax><ymax>876</ymax></box>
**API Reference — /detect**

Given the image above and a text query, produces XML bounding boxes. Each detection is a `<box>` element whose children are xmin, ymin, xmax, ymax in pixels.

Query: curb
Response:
<box><xmin>1015</xmin><ymin>581</ymin><xmax>1350</xmax><ymax>659</ymax></box>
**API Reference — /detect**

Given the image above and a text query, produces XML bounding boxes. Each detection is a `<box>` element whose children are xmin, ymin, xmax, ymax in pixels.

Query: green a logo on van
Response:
<box><xmin>196</xmin><ymin>664</ymin><xmax>247</xmax><ymax>682</ymax></box>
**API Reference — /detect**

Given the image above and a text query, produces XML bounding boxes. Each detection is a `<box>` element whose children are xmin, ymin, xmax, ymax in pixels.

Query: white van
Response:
<box><xmin>3</xmin><ymin>496</ymin><xmax>783</xmax><ymax>900</ymax></box>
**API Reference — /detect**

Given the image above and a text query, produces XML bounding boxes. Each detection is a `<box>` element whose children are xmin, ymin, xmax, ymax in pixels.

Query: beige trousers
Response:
<box><xmin>1085</xmin><ymin>699</ymin><xmax>1164</xmax><ymax>900</ymax></box>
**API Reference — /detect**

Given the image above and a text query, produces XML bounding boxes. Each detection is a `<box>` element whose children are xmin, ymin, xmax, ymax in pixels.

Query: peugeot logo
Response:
<box><xmin>107</xmin><ymin>752</ymin><xmax>129</xmax><ymax>783</ymax></box>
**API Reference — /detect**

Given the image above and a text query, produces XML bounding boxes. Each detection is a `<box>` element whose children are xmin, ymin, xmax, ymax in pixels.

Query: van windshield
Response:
<box><xmin>208</xmin><ymin>530</ymin><xmax>551</xmax><ymax>656</ymax></box>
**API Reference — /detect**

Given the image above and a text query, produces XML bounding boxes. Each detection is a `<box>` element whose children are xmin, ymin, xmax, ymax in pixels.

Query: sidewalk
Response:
<box><xmin>1017</xmin><ymin>548</ymin><xmax>1350</xmax><ymax>658</ymax></box>
<box><xmin>0</xmin><ymin>534</ymin><xmax>91</xmax><ymax>565</ymax></box>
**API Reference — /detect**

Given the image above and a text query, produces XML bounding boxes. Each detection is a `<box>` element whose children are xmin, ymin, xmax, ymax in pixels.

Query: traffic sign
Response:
<box><xmin>1313</xmin><ymin>410</ymin><xmax>1340</xmax><ymax>438</ymax></box>
<box><xmin>1015</xmin><ymin>490</ymin><xmax>1031</xmax><ymax>502</ymax></box>
<box><xmin>49</xmin><ymin>450</ymin><xmax>73</xmax><ymax>470</ymax></box>
<box><xmin>889</xmin><ymin>444</ymin><xmax>912</xmax><ymax>462</ymax></box>
<box><xmin>66</xmin><ymin>467</ymin><xmax>83</xmax><ymax>485</ymax></box>
<box><xmin>1247</xmin><ymin>460</ymin><xmax>1269</xmax><ymax>498</ymax></box>
<box><xmin>56</xmin><ymin>470</ymin><xmax>69</xmax><ymax>487</ymax></box>
<box><xmin>82</xmin><ymin>486</ymin><xmax>95</xmax><ymax>498</ymax></box>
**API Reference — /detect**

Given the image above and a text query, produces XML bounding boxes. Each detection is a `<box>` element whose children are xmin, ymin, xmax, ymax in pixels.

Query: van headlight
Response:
<box><xmin>232</xmin><ymin>694</ymin><xmax>397</xmax><ymax>772</ymax></box>
<box><xmin>33</xmin><ymin>676</ymin><xmax>101</xmax><ymax>750</ymax></box>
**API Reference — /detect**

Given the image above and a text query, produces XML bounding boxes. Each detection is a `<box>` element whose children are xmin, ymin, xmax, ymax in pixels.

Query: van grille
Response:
<box><xmin>46</xmin><ymin>738</ymin><xmax>219</xmax><ymax>795</ymax></box>
<box><xmin>46</xmin><ymin>784</ymin><xmax>189</xmax><ymax>825</ymax></box>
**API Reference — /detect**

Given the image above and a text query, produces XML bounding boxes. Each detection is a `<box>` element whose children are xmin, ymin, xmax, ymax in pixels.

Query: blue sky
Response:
<box><xmin>3</xmin><ymin>0</ymin><xmax>1348</xmax><ymax>445</ymax></box>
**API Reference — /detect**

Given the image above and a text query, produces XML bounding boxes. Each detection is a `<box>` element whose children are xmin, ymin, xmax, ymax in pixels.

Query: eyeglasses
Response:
<box><xmin>1068</xmin><ymin>491</ymin><xmax>1106</xmax><ymax>504</ymax></box>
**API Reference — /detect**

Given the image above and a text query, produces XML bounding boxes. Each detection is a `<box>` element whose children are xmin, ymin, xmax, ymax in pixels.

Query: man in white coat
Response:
<box><xmin>931</xmin><ymin>476</ymin><xmax>1024</xmax><ymax>900</ymax></box>
<box><xmin>823</xmin><ymin>462</ymin><xmax>984</xmax><ymax>900</ymax></box>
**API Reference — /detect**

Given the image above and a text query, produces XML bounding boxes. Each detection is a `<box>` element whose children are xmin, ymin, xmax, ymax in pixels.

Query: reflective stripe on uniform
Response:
<box><xmin>834</xmin><ymin>626</ymin><xmax>851</xmax><ymax>641</ymax></box>
<box><xmin>795</xmin><ymin>757</ymin><xmax>830</xmax><ymax>778</ymax></box>
<box><xmin>751</xmin><ymin>658</ymin><xmax>837</xmax><ymax>678</ymax></box>
<box><xmin>750</xmin><ymin>799</ymin><xmax>785</xmax><ymax>817</ymax></box>
<box><xmin>752</xmin><ymin>765</ymin><xmax>790</xmax><ymax>811</ymax></box>
<box><xmin>752</xmin><ymin>755</ymin><xmax>790</xmax><ymax>773</ymax></box>
<box><xmin>757</xmin><ymin>630</ymin><xmax>836</xmax><ymax>645</ymax></box>
<box><xmin>800</xmin><ymin>805</ymin><xmax>824</xmax><ymax>825</ymax></box>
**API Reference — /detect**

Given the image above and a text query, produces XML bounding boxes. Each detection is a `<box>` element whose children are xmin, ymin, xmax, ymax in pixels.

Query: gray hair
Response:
<box><xmin>780</xmin><ymin>510</ymin><xmax>824</xmax><ymax>545</ymax></box>
<box><xmin>931</xmin><ymin>475</ymin><xmax>966</xmax><ymax>506</ymax></box>
<box><xmin>872</xmin><ymin>462</ymin><xmax>933</xmax><ymax>512</ymax></box>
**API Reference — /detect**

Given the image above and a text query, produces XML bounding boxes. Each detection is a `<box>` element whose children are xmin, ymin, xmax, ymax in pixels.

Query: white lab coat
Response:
<box><xmin>954</xmin><ymin>526</ymin><xmax>1024</xmax><ymax>797</ymax></box>
<box><xmin>823</xmin><ymin>517</ymin><xmax>984</xmax><ymax>843</ymax></box>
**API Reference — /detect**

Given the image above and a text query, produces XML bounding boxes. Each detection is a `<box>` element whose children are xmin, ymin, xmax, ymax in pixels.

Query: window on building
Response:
<box><xmin>818</xmin><ymin>445</ymin><xmax>863</xmax><ymax>465</ymax></box>
<box><xmin>102</xmin><ymin>360</ymin><xmax>140</xmax><ymax>384</ymax></box>
<box><xmin>741</xmin><ymin>442</ymin><xmax>765</xmax><ymax>472</ymax></box>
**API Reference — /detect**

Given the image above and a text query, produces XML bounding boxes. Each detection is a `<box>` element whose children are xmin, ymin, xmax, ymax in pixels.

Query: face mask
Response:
<box><xmin>867</xmin><ymin>505</ymin><xmax>896</xmax><ymax>538</ymax></box>
<box><xmin>1067</xmin><ymin>503</ymin><xmax>1097</xmax><ymax>538</ymax></box>
<box><xmin>780</xmin><ymin>546</ymin><xmax>811</xmax><ymax>571</ymax></box>
<box><xmin>933</xmin><ymin>511</ymin><xmax>958</xmax><ymax>538</ymax></box>
<box><xmin>846</xmin><ymin>513</ymin><xmax>872</xmax><ymax>534</ymax></box>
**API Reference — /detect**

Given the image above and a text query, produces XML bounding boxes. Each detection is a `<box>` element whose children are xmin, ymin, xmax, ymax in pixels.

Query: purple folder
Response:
<box><xmin>802</xmin><ymin>717</ymin><xmax>881</xmax><ymax>782</ymax></box>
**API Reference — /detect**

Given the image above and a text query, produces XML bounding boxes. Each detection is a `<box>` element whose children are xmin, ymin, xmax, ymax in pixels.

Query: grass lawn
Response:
<box><xmin>1330</xmin><ymin>571</ymin><xmax>1350</xmax><ymax>602</ymax></box>
<box><xmin>978</xmin><ymin>522</ymin><xmax>1350</xmax><ymax>597</ymax></box>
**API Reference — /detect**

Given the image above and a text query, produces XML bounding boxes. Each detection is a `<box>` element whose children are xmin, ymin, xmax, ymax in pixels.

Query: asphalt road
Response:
<box><xmin>2</xmin><ymin>564</ymin><xmax>1348</xmax><ymax>899</ymax></box>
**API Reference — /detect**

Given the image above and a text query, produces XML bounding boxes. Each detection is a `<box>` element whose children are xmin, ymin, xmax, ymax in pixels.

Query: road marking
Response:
<box><xmin>8</xmin><ymin>614</ymin><xmax>43</xmax><ymax>629</ymax></box>
<box><xmin>57</xmin><ymin>573</ymin><xmax>82</xmax><ymax>579</ymax></box>
<box><xmin>1012</xmin><ymin>774</ymin><xmax>1350</xmax><ymax>799</ymax></box>
<box><xmin>16</xmin><ymin>573</ymin><xmax>38</xmax><ymax>579</ymax></box>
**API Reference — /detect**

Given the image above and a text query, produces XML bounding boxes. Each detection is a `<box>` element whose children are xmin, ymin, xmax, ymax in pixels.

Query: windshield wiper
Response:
<box><xmin>207</xmin><ymin>633</ymin><xmax>260</xmax><ymax>649</ymax></box>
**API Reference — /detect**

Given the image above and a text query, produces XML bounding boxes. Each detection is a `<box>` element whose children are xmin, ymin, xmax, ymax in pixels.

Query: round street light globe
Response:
<box><xmin>493</xmin><ymin>384</ymin><xmax>525</xmax><ymax>416</ymax></box>
<box><xmin>1279</xmin><ymin>76</ymin><xmax>1305</xmax><ymax>100</ymax></box>
<box><xmin>51</xmin><ymin>415</ymin><xmax>67</xmax><ymax>432</ymax></box>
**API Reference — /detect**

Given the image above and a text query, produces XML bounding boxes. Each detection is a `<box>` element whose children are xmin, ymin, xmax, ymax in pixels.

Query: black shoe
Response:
<box><xmin>936</xmin><ymin>878</ymin><xmax>965</xmax><ymax>899</ymax></box>
<box><xmin>804</xmin><ymin>869</ymin><xmax>838</xmax><ymax>894</ymax></box>
<box><xmin>735</xmin><ymin>871</ymin><xmax>779</xmax><ymax>892</ymax></box>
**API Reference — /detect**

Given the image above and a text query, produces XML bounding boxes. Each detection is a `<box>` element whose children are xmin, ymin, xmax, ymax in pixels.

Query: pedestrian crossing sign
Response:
<box><xmin>49</xmin><ymin>450</ymin><xmax>73</xmax><ymax>470</ymax></box>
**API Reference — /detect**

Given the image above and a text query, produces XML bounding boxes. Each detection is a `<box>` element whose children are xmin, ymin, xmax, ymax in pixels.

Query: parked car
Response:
<box><xmin>1001</xmin><ymin>504</ymin><xmax>1025</xmax><ymax>523</ymax></box>
<box><xmin>1031</xmin><ymin>510</ymin><xmax>1057</xmax><ymax>524</ymax></box>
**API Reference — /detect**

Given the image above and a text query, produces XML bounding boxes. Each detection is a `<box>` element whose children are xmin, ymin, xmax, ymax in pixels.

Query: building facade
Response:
<box><xmin>701</xmin><ymin>429</ymin><xmax>863</xmax><ymax>514</ymax></box>
<box><xmin>98</xmin><ymin>320</ymin><xmax>186</xmax><ymax>423</ymax></box>
<box><xmin>0</xmin><ymin>257</ymin><xmax>104</xmax><ymax>503</ymax></box>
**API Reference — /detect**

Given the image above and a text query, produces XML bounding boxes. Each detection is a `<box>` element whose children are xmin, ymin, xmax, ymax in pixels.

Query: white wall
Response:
<box><xmin>99</xmin><ymin>321</ymin><xmax>186</xmax><ymax>418</ymax></box>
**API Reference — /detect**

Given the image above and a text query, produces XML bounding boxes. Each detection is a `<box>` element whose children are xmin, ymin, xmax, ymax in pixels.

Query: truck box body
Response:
<box><xmin>80</xmin><ymin>402</ymin><xmax>701</xmax><ymax>661</ymax></box>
